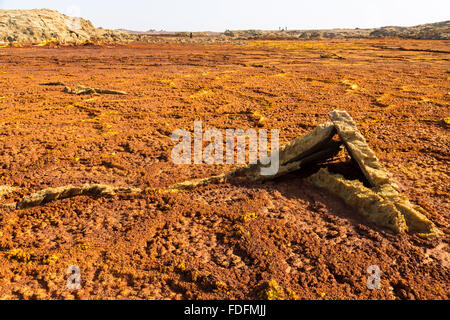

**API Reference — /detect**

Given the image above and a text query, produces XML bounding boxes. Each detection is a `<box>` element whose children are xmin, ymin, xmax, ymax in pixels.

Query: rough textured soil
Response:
<box><xmin>0</xmin><ymin>39</ymin><xmax>448</xmax><ymax>300</ymax></box>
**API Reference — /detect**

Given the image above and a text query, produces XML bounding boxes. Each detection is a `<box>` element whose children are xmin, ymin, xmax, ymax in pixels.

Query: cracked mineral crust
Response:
<box><xmin>17</xmin><ymin>184</ymin><xmax>141</xmax><ymax>209</ymax></box>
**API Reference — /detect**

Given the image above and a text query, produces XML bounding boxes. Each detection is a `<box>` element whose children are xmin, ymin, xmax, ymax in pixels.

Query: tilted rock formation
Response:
<box><xmin>308</xmin><ymin>110</ymin><xmax>442</xmax><ymax>238</ymax></box>
<box><xmin>3</xmin><ymin>109</ymin><xmax>441</xmax><ymax>238</ymax></box>
<box><xmin>169</xmin><ymin>110</ymin><xmax>442</xmax><ymax>238</ymax></box>
<box><xmin>167</xmin><ymin>122</ymin><xmax>342</xmax><ymax>190</ymax></box>
<box><xmin>329</xmin><ymin>110</ymin><xmax>395</xmax><ymax>188</ymax></box>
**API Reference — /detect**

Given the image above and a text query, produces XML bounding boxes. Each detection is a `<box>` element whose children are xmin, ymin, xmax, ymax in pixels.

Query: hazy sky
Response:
<box><xmin>1</xmin><ymin>0</ymin><xmax>449</xmax><ymax>32</ymax></box>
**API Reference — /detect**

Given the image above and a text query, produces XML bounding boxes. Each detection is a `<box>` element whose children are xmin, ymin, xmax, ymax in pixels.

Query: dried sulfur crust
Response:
<box><xmin>313</xmin><ymin>110</ymin><xmax>443</xmax><ymax>238</ymax></box>
<box><xmin>277</xmin><ymin>122</ymin><xmax>337</xmax><ymax>166</ymax></box>
<box><xmin>308</xmin><ymin>168</ymin><xmax>442</xmax><ymax>238</ymax></box>
<box><xmin>307</xmin><ymin>168</ymin><xmax>408</xmax><ymax>234</ymax></box>
<box><xmin>63</xmin><ymin>85</ymin><xmax>127</xmax><ymax>95</ymax></box>
<box><xmin>0</xmin><ymin>185</ymin><xmax>17</xmax><ymax>199</ymax></box>
<box><xmin>17</xmin><ymin>184</ymin><xmax>141</xmax><ymax>209</ymax></box>
<box><xmin>329</xmin><ymin>110</ymin><xmax>394</xmax><ymax>188</ymax></box>
<box><xmin>374</xmin><ymin>184</ymin><xmax>443</xmax><ymax>238</ymax></box>
<box><xmin>167</xmin><ymin>174</ymin><xmax>227</xmax><ymax>191</ymax></box>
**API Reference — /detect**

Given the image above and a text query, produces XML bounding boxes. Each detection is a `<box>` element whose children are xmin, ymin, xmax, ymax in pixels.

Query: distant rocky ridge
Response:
<box><xmin>0</xmin><ymin>9</ymin><xmax>448</xmax><ymax>45</ymax></box>
<box><xmin>368</xmin><ymin>21</ymin><xmax>450</xmax><ymax>40</ymax></box>
<box><xmin>229</xmin><ymin>21</ymin><xmax>450</xmax><ymax>40</ymax></box>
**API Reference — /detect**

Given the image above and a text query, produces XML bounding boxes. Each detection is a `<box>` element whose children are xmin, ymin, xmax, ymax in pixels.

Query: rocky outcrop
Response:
<box><xmin>0</xmin><ymin>9</ymin><xmax>133</xmax><ymax>44</ymax></box>
<box><xmin>370</xmin><ymin>21</ymin><xmax>450</xmax><ymax>40</ymax></box>
<box><xmin>227</xmin><ymin>21</ymin><xmax>450</xmax><ymax>40</ymax></box>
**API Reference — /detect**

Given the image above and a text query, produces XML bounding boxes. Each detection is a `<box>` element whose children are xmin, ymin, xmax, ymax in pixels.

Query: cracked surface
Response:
<box><xmin>0</xmin><ymin>39</ymin><xmax>448</xmax><ymax>300</ymax></box>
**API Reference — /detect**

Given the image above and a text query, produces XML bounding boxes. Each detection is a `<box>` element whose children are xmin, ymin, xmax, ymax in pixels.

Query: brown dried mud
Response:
<box><xmin>0</xmin><ymin>39</ymin><xmax>448</xmax><ymax>300</ymax></box>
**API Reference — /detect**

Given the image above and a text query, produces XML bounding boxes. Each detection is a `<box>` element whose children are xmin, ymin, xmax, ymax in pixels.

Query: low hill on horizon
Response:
<box><xmin>0</xmin><ymin>9</ymin><xmax>448</xmax><ymax>44</ymax></box>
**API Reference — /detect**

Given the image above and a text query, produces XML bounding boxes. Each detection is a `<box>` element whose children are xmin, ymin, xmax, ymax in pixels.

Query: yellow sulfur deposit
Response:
<box><xmin>308</xmin><ymin>168</ymin><xmax>407</xmax><ymax>233</ymax></box>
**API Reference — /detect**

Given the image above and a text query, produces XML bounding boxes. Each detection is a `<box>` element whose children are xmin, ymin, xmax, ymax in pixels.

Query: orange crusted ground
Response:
<box><xmin>0</xmin><ymin>39</ymin><xmax>448</xmax><ymax>300</ymax></box>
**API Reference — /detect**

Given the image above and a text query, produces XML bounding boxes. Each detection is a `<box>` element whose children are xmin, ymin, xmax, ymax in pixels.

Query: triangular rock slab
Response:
<box><xmin>316</xmin><ymin>110</ymin><xmax>442</xmax><ymax>238</ymax></box>
<box><xmin>329</xmin><ymin>110</ymin><xmax>394</xmax><ymax>188</ymax></box>
<box><xmin>168</xmin><ymin>122</ymin><xmax>341</xmax><ymax>189</ymax></box>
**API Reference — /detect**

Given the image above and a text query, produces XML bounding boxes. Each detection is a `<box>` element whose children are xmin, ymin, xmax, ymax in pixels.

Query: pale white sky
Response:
<box><xmin>1</xmin><ymin>0</ymin><xmax>449</xmax><ymax>32</ymax></box>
